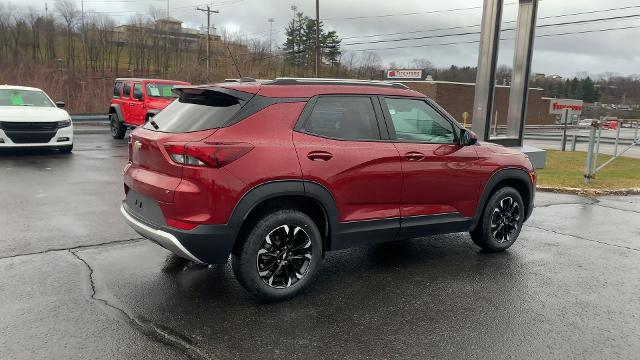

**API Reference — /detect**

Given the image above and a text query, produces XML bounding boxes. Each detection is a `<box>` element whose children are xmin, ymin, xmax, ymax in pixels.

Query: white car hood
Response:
<box><xmin>0</xmin><ymin>106</ymin><xmax>70</xmax><ymax>122</ymax></box>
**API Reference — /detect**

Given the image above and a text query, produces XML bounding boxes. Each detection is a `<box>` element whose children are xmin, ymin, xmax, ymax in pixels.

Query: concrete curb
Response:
<box><xmin>537</xmin><ymin>185</ymin><xmax>640</xmax><ymax>197</ymax></box>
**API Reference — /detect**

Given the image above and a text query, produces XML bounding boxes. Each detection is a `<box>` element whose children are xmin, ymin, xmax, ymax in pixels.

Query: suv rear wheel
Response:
<box><xmin>110</xmin><ymin>113</ymin><xmax>126</xmax><ymax>139</ymax></box>
<box><xmin>232</xmin><ymin>209</ymin><xmax>322</xmax><ymax>302</ymax></box>
<box><xmin>470</xmin><ymin>186</ymin><xmax>524</xmax><ymax>252</ymax></box>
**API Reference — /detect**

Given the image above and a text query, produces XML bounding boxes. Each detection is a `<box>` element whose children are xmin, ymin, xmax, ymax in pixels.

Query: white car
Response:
<box><xmin>0</xmin><ymin>85</ymin><xmax>73</xmax><ymax>152</ymax></box>
<box><xmin>577</xmin><ymin>119</ymin><xmax>595</xmax><ymax>127</ymax></box>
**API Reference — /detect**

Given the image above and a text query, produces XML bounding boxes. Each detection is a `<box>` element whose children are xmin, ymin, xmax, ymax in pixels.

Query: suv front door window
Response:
<box><xmin>381</xmin><ymin>97</ymin><xmax>480</xmax><ymax>235</ymax></box>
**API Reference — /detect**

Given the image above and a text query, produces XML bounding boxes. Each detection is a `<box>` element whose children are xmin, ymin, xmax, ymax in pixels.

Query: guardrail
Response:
<box><xmin>71</xmin><ymin>114</ymin><xmax>110</xmax><ymax>122</ymax></box>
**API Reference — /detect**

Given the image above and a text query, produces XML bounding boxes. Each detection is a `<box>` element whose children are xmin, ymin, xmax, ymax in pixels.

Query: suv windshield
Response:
<box><xmin>144</xmin><ymin>90</ymin><xmax>244</xmax><ymax>133</ymax></box>
<box><xmin>145</xmin><ymin>83</ymin><xmax>181</xmax><ymax>98</ymax></box>
<box><xmin>0</xmin><ymin>89</ymin><xmax>54</xmax><ymax>107</ymax></box>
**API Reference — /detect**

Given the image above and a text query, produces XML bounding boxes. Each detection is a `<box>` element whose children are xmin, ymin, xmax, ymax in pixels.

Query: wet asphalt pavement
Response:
<box><xmin>1</xmin><ymin>134</ymin><xmax>639</xmax><ymax>360</ymax></box>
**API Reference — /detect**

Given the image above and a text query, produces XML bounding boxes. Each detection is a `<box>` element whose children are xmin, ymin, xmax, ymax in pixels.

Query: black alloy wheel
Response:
<box><xmin>470</xmin><ymin>186</ymin><xmax>525</xmax><ymax>252</ymax></box>
<box><xmin>257</xmin><ymin>224</ymin><xmax>313</xmax><ymax>289</ymax></box>
<box><xmin>490</xmin><ymin>197</ymin><xmax>520</xmax><ymax>244</ymax></box>
<box><xmin>232</xmin><ymin>209</ymin><xmax>322</xmax><ymax>302</ymax></box>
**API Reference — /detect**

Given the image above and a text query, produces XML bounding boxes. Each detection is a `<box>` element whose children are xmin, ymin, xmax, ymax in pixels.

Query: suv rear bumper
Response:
<box><xmin>120</xmin><ymin>203</ymin><xmax>235</xmax><ymax>264</ymax></box>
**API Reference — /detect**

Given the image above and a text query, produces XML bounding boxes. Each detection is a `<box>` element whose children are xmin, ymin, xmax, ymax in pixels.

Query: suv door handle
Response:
<box><xmin>404</xmin><ymin>151</ymin><xmax>425</xmax><ymax>161</ymax></box>
<box><xmin>307</xmin><ymin>151</ymin><xmax>333</xmax><ymax>161</ymax></box>
<box><xmin>129</xmin><ymin>103</ymin><xmax>135</xmax><ymax>107</ymax></box>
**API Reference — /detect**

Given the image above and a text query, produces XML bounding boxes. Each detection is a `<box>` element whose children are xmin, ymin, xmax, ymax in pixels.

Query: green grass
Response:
<box><xmin>537</xmin><ymin>150</ymin><xmax>640</xmax><ymax>189</ymax></box>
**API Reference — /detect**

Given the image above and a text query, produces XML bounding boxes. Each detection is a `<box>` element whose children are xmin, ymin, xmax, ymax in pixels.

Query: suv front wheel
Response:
<box><xmin>470</xmin><ymin>186</ymin><xmax>525</xmax><ymax>252</ymax></box>
<box><xmin>232</xmin><ymin>210</ymin><xmax>322</xmax><ymax>302</ymax></box>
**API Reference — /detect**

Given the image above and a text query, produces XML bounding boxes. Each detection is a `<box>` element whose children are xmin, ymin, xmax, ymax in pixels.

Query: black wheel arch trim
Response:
<box><xmin>471</xmin><ymin>167</ymin><xmax>534</xmax><ymax>230</ymax></box>
<box><xmin>109</xmin><ymin>104</ymin><xmax>124</xmax><ymax>123</ymax></box>
<box><xmin>225</xmin><ymin>180</ymin><xmax>340</xmax><ymax>253</ymax></box>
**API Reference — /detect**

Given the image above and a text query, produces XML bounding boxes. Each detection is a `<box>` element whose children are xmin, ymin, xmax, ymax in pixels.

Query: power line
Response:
<box><xmin>322</xmin><ymin>3</ymin><xmax>516</xmax><ymax>21</ymax></box>
<box><xmin>341</xmin><ymin>4</ymin><xmax>640</xmax><ymax>40</ymax></box>
<box><xmin>347</xmin><ymin>24</ymin><xmax>640</xmax><ymax>52</ymax></box>
<box><xmin>342</xmin><ymin>13</ymin><xmax>640</xmax><ymax>47</ymax></box>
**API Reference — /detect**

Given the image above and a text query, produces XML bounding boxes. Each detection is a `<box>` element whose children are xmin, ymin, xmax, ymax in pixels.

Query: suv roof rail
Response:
<box><xmin>223</xmin><ymin>77</ymin><xmax>258</xmax><ymax>83</ymax></box>
<box><xmin>268</xmin><ymin>77</ymin><xmax>409</xmax><ymax>90</ymax></box>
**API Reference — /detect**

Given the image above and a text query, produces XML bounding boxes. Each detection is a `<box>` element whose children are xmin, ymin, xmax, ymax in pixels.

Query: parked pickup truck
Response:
<box><xmin>109</xmin><ymin>78</ymin><xmax>190</xmax><ymax>139</ymax></box>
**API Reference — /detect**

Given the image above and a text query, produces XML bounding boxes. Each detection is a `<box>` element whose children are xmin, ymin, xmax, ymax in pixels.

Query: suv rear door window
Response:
<box><xmin>144</xmin><ymin>90</ymin><xmax>244</xmax><ymax>133</ymax></box>
<box><xmin>303</xmin><ymin>96</ymin><xmax>381</xmax><ymax>140</ymax></box>
<box><xmin>384</xmin><ymin>98</ymin><xmax>455</xmax><ymax>143</ymax></box>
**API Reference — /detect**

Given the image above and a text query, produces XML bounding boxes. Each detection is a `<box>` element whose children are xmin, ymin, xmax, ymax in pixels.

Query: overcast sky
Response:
<box><xmin>10</xmin><ymin>0</ymin><xmax>640</xmax><ymax>77</ymax></box>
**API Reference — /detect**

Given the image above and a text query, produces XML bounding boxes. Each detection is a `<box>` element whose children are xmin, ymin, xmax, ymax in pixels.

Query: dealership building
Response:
<box><xmin>387</xmin><ymin>69</ymin><xmax>570</xmax><ymax>126</ymax></box>
<box><xmin>400</xmin><ymin>80</ymin><xmax>559</xmax><ymax>126</ymax></box>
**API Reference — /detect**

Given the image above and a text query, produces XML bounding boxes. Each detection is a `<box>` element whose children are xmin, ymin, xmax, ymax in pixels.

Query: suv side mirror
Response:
<box><xmin>133</xmin><ymin>92</ymin><xmax>144</xmax><ymax>101</ymax></box>
<box><xmin>55</xmin><ymin>101</ymin><xmax>65</xmax><ymax>109</ymax></box>
<box><xmin>460</xmin><ymin>128</ymin><xmax>478</xmax><ymax>146</ymax></box>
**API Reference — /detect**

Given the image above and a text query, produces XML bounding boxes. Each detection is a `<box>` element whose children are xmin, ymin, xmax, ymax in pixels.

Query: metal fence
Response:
<box><xmin>583</xmin><ymin>119</ymin><xmax>640</xmax><ymax>184</ymax></box>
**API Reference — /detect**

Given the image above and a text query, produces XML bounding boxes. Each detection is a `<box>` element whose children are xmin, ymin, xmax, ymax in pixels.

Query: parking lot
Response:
<box><xmin>1</xmin><ymin>134</ymin><xmax>639</xmax><ymax>359</ymax></box>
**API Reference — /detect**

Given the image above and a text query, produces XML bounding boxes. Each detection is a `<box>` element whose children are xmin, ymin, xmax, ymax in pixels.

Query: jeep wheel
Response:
<box><xmin>470</xmin><ymin>186</ymin><xmax>524</xmax><ymax>252</ymax></box>
<box><xmin>110</xmin><ymin>113</ymin><xmax>126</xmax><ymax>139</ymax></box>
<box><xmin>232</xmin><ymin>210</ymin><xmax>322</xmax><ymax>302</ymax></box>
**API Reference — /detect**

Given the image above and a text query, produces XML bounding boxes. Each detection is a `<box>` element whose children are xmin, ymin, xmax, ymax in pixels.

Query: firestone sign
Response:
<box><xmin>386</xmin><ymin>69</ymin><xmax>423</xmax><ymax>80</ymax></box>
<box><xmin>549</xmin><ymin>99</ymin><xmax>584</xmax><ymax>115</ymax></box>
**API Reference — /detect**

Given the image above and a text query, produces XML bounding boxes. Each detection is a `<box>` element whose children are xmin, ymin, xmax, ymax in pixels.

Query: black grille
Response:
<box><xmin>0</xmin><ymin>121</ymin><xmax>59</xmax><ymax>131</ymax></box>
<box><xmin>4</xmin><ymin>130</ymin><xmax>57</xmax><ymax>144</ymax></box>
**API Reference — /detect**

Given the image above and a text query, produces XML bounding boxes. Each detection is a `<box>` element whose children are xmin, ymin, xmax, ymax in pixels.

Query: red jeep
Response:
<box><xmin>109</xmin><ymin>78</ymin><xmax>190</xmax><ymax>139</ymax></box>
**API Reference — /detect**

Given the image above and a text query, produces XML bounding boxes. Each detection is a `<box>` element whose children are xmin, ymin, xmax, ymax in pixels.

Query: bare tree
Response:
<box><xmin>55</xmin><ymin>0</ymin><xmax>80</xmax><ymax>70</ymax></box>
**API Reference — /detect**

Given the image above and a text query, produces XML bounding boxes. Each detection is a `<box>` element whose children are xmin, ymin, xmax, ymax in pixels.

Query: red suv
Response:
<box><xmin>121</xmin><ymin>78</ymin><xmax>536</xmax><ymax>301</ymax></box>
<box><xmin>109</xmin><ymin>78</ymin><xmax>190</xmax><ymax>139</ymax></box>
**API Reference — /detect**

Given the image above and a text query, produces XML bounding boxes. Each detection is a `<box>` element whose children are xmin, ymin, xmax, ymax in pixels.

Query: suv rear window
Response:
<box><xmin>144</xmin><ymin>90</ymin><xmax>244</xmax><ymax>133</ymax></box>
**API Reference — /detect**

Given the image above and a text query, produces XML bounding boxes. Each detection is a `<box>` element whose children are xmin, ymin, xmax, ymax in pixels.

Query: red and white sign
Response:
<box><xmin>386</xmin><ymin>69</ymin><xmax>423</xmax><ymax>80</ymax></box>
<box><xmin>549</xmin><ymin>99</ymin><xmax>584</xmax><ymax>115</ymax></box>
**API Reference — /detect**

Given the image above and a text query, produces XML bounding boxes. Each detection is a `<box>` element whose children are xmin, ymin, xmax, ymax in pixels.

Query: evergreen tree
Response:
<box><xmin>282</xmin><ymin>11</ymin><xmax>342</xmax><ymax>75</ymax></box>
<box><xmin>581</xmin><ymin>77</ymin><xmax>599</xmax><ymax>102</ymax></box>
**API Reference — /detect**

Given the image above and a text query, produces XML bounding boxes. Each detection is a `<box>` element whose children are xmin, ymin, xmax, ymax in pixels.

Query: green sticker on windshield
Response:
<box><xmin>162</xmin><ymin>86</ymin><xmax>173</xmax><ymax>97</ymax></box>
<box><xmin>10</xmin><ymin>94</ymin><xmax>24</xmax><ymax>105</ymax></box>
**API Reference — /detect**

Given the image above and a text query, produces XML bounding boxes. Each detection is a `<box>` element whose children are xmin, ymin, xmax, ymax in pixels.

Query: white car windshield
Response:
<box><xmin>0</xmin><ymin>89</ymin><xmax>55</xmax><ymax>107</ymax></box>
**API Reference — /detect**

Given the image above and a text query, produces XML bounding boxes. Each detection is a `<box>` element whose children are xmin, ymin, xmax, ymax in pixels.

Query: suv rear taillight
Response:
<box><xmin>165</xmin><ymin>142</ymin><xmax>254</xmax><ymax>168</ymax></box>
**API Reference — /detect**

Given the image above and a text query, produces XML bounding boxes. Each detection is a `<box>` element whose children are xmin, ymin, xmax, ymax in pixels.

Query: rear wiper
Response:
<box><xmin>149</xmin><ymin>119</ymin><xmax>159</xmax><ymax>130</ymax></box>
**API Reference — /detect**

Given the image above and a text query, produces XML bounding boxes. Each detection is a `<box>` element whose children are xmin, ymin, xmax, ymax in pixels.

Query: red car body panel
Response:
<box><xmin>393</xmin><ymin>142</ymin><xmax>483</xmax><ymax>218</ymax></box>
<box><xmin>293</xmin><ymin>131</ymin><xmax>403</xmax><ymax>222</ymax></box>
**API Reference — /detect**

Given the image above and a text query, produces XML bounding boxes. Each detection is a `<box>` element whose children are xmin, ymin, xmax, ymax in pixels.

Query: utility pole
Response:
<box><xmin>315</xmin><ymin>0</ymin><xmax>320</xmax><ymax>78</ymax></box>
<box><xmin>268</xmin><ymin>18</ymin><xmax>274</xmax><ymax>53</ymax></box>
<box><xmin>197</xmin><ymin>5</ymin><xmax>219</xmax><ymax>81</ymax></box>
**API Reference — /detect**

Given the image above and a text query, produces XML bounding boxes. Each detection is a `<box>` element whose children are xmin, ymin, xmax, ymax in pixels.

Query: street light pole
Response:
<box><xmin>268</xmin><ymin>18</ymin><xmax>274</xmax><ymax>53</ymax></box>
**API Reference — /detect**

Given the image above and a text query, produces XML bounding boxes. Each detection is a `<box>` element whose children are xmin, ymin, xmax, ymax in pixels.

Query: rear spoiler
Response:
<box><xmin>172</xmin><ymin>86</ymin><xmax>256</xmax><ymax>102</ymax></box>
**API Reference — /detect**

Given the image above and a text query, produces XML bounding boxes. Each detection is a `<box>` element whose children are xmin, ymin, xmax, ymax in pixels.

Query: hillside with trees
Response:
<box><xmin>1</xmin><ymin>2</ymin><xmax>639</xmax><ymax>114</ymax></box>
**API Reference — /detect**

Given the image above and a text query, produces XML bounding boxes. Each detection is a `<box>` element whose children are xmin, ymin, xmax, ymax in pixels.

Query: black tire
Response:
<box><xmin>470</xmin><ymin>186</ymin><xmax>525</xmax><ymax>252</ymax></box>
<box><xmin>59</xmin><ymin>144</ymin><xmax>73</xmax><ymax>153</ymax></box>
<box><xmin>232</xmin><ymin>209</ymin><xmax>322</xmax><ymax>302</ymax></box>
<box><xmin>110</xmin><ymin>113</ymin><xmax>126</xmax><ymax>139</ymax></box>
